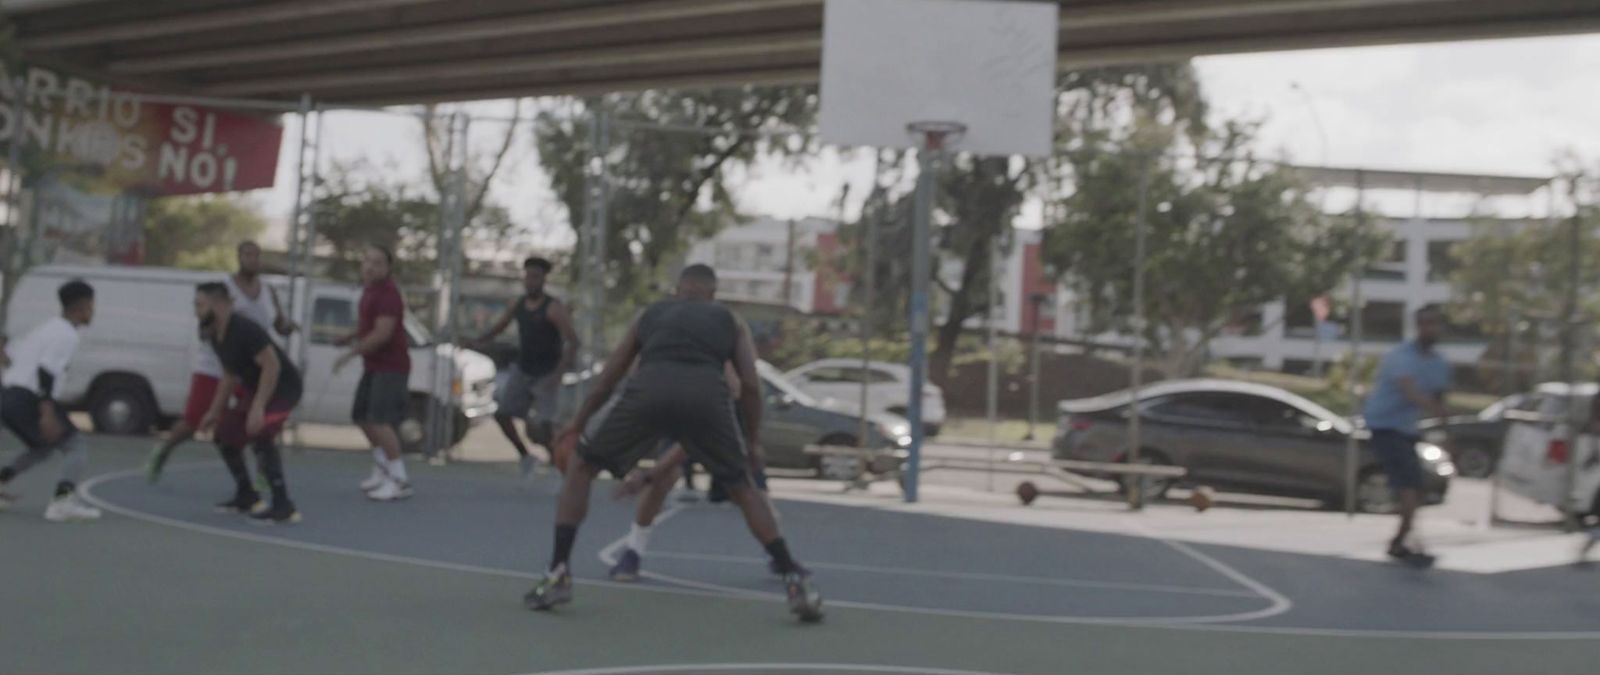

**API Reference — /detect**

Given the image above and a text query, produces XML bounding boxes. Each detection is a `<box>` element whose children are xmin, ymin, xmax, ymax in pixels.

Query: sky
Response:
<box><xmin>247</xmin><ymin>33</ymin><xmax>1600</xmax><ymax>251</ymax></box>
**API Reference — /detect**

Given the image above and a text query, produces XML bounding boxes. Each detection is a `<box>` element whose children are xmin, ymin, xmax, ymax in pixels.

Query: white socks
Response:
<box><xmin>627</xmin><ymin>523</ymin><xmax>652</xmax><ymax>555</ymax></box>
<box><xmin>373</xmin><ymin>447</ymin><xmax>407</xmax><ymax>483</ymax></box>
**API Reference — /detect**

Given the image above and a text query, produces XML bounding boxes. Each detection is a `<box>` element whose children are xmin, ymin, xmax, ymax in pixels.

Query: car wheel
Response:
<box><xmin>1116</xmin><ymin>450</ymin><xmax>1176</xmax><ymax>501</ymax></box>
<box><xmin>1355</xmin><ymin>470</ymin><xmax>1397</xmax><ymax>514</ymax></box>
<box><xmin>88</xmin><ymin>378</ymin><xmax>157</xmax><ymax>435</ymax></box>
<box><xmin>1452</xmin><ymin>444</ymin><xmax>1495</xmax><ymax>479</ymax></box>
<box><xmin>815</xmin><ymin>433</ymin><xmax>862</xmax><ymax>481</ymax></box>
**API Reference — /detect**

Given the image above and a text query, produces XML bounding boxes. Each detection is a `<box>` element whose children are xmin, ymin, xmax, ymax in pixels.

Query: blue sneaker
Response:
<box><xmin>610</xmin><ymin>548</ymin><xmax>642</xmax><ymax>582</ymax></box>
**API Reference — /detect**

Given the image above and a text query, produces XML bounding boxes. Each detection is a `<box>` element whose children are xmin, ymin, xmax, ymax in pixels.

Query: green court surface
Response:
<box><xmin>2</xmin><ymin>435</ymin><xmax>1597</xmax><ymax>675</ymax></box>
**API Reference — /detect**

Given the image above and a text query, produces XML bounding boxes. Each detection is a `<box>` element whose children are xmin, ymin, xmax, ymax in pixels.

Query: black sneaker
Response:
<box><xmin>249</xmin><ymin>502</ymin><xmax>302</xmax><ymax>525</ymax></box>
<box><xmin>524</xmin><ymin>567</ymin><xmax>574</xmax><ymax>611</ymax></box>
<box><xmin>214</xmin><ymin>492</ymin><xmax>265</xmax><ymax>515</ymax></box>
<box><xmin>1388</xmin><ymin>543</ymin><xmax>1436</xmax><ymax>569</ymax></box>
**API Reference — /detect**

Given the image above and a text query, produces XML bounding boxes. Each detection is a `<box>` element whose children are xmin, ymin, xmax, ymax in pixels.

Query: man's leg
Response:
<box><xmin>249</xmin><ymin>434</ymin><xmax>300</xmax><ymax>523</ymax></box>
<box><xmin>725</xmin><ymin>481</ymin><xmax>823</xmax><ymax>621</ymax></box>
<box><xmin>37</xmin><ymin>435</ymin><xmax>100</xmax><ymax>522</ymax></box>
<box><xmin>1393</xmin><ymin>488</ymin><xmax>1422</xmax><ymax>549</ymax></box>
<box><xmin>214</xmin><ymin>443</ymin><xmax>262</xmax><ymax>513</ymax></box>
<box><xmin>495</xmin><ymin>414</ymin><xmax>533</xmax><ymax>458</ymax></box>
<box><xmin>610</xmin><ymin>455</ymin><xmax>683</xmax><ymax>581</ymax></box>
<box><xmin>495</xmin><ymin>369</ymin><xmax>535</xmax><ymax>460</ymax></box>
<box><xmin>524</xmin><ymin>459</ymin><xmax>603</xmax><ymax>610</ymax></box>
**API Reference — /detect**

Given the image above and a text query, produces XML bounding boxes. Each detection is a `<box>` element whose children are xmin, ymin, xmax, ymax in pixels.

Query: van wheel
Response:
<box><xmin>88</xmin><ymin>378</ymin><xmax>156</xmax><ymax>435</ymax></box>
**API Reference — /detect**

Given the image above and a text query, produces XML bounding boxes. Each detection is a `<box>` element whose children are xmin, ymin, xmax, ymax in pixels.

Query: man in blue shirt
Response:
<box><xmin>1363</xmin><ymin>305</ymin><xmax>1452</xmax><ymax>567</ymax></box>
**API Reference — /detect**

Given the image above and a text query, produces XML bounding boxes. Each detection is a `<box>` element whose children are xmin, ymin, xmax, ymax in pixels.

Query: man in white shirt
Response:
<box><xmin>0</xmin><ymin>279</ymin><xmax>100</xmax><ymax>521</ymax></box>
<box><xmin>147</xmin><ymin>241</ymin><xmax>296</xmax><ymax>483</ymax></box>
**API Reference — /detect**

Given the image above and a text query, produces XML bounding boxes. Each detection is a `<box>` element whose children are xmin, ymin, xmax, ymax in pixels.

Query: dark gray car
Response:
<box><xmin>556</xmin><ymin>361</ymin><xmax>910</xmax><ymax>477</ymax></box>
<box><xmin>1052</xmin><ymin>379</ymin><xmax>1454</xmax><ymax>512</ymax></box>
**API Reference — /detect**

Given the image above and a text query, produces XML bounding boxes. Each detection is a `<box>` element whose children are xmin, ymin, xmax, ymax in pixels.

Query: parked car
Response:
<box><xmin>1053</xmin><ymin>379</ymin><xmax>1453</xmax><ymax>513</ymax></box>
<box><xmin>785</xmin><ymin>358</ymin><xmax>946</xmax><ymax>436</ymax></box>
<box><xmin>558</xmin><ymin>360</ymin><xmax>911</xmax><ymax>478</ymax></box>
<box><xmin>1420</xmin><ymin>389</ymin><xmax>1563</xmax><ymax>479</ymax></box>
<box><xmin>1496</xmin><ymin>383</ymin><xmax>1600</xmax><ymax>518</ymax></box>
<box><xmin>4</xmin><ymin>264</ymin><xmax>498</xmax><ymax>453</ymax></box>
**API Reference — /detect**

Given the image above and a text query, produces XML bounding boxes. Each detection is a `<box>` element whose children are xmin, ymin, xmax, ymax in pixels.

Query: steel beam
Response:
<box><xmin>20</xmin><ymin>0</ymin><xmax>440</xmax><ymax>50</ymax></box>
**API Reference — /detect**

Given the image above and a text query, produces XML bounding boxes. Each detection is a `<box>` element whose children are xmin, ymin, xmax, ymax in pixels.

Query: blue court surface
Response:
<box><xmin>4</xmin><ymin>436</ymin><xmax>1599</xmax><ymax>674</ymax></box>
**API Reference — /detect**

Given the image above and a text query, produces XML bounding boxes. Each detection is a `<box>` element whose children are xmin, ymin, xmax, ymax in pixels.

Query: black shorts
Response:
<box><xmin>0</xmin><ymin>387</ymin><xmax>77</xmax><ymax>450</ymax></box>
<box><xmin>1371</xmin><ymin>429</ymin><xmax>1425</xmax><ymax>491</ymax></box>
<box><xmin>579</xmin><ymin>366</ymin><xmax>748</xmax><ymax>483</ymax></box>
<box><xmin>353</xmin><ymin>371</ymin><xmax>409</xmax><ymax>426</ymax></box>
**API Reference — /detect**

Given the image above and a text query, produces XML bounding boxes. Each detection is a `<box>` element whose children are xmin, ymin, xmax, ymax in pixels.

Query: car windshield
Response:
<box><xmin>759</xmin><ymin>362</ymin><xmax>818</xmax><ymax>406</ymax></box>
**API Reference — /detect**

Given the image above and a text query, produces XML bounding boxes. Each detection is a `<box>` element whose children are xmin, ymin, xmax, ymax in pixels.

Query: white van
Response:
<box><xmin>3</xmin><ymin>264</ymin><xmax>498</xmax><ymax>452</ymax></box>
<box><xmin>1497</xmin><ymin>382</ymin><xmax>1600</xmax><ymax>518</ymax></box>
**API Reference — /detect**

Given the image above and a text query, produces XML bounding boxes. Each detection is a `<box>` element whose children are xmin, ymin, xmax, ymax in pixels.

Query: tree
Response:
<box><xmin>837</xmin><ymin>64</ymin><xmax>1207</xmax><ymax>386</ymax></box>
<box><xmin>1448</xmin><ymin>160</ymin><xmax>1600</xmax><ymax>387</ymax></box>
<box><xmin>142</xmin><ymin>195</ymin><xmax>268</xmax><ymax>270</ymax></box>
<box><xmin>1042</xmin><ymin>115</ymin><xmax>1387</xmax><ymax>377</ymax></box>
<box><xmin>533</xmin><ymin>87</ymin><xmax>817</xmax><ymax>320</ymax></box>
<box><xmin>312</xmin><ymin>107</ymin><xmax>524</xmax><ymax>284</ymax></box>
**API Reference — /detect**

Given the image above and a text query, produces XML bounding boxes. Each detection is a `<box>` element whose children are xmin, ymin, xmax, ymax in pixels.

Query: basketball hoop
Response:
<box><xmin>906</xmin><ymin>121</ymin><xmax>967</xmax><ymax>151</ymax></box>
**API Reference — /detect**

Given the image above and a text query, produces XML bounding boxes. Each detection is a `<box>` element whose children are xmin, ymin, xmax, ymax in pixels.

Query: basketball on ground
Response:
<box><xmin>1016</xmin><ymin>481</ymin><xmax>1040</xmax><ymax>506</ymax></box>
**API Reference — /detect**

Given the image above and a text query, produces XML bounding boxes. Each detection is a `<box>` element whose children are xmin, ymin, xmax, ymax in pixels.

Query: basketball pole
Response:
<box><xmin>905</xmin><ymin>122</ymin><xmax>961</xmax><ymax>504</ymax></box>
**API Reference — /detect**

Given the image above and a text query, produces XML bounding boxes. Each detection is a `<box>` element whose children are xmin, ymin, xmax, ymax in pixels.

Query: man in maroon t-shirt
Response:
<box><xmin>335</xmin><ymin>246</ymin><xmax>414</xmax><ymax>501</ymax></box>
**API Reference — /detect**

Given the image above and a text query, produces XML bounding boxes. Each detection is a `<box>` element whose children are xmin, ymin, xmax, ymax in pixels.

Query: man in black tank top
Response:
<box><xmin>523</xmin><ymin>264</ymin><xmax>823</xmax><ymax>622</ymax></box>
<box><xmin>473</xmin><ymin>257</ymin><xmax>578</xmax><ymax>477</ymax></box>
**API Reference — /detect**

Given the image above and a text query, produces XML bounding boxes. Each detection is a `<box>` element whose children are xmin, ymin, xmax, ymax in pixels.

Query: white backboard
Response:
<box><xmin>819</xmin><ymin>0</ymin><xmax>1058</xmax><ymax>158</ymax></box>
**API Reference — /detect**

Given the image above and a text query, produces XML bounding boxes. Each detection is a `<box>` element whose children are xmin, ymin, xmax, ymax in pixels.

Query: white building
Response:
<box><xmin>685</xmin><ymin>216</ymin><xmax>1070</xmax><ymax>336</ymax></box>
<box><xmin>1208</xmin><ymin>167</ymin><xmax>1555</xmax><ymax>373</ymax></box>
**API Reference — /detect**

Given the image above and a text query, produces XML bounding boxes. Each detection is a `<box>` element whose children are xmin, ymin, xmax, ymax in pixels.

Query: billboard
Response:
<box><xmin>0</xmin><ymin>64</ymin><xmax>283</xmax><ymax>195</ymax></box>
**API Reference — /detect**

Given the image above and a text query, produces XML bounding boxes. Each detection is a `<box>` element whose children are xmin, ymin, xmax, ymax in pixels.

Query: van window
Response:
<box><xmin>310</xmin><ymin>298</ymin><xmax>355</xmax><ymax>345</ymax></box>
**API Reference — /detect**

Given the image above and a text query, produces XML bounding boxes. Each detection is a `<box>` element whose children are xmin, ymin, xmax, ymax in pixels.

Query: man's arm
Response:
<box><xmin>35</xmin><ymin>339</ymin><xmax>75</xmax><ymax>442</ymax></box>
<box><xmin>348</xmin><ymin>316</ymin><xmax>398</xmax><ymax>356</ymax></box>
<box><xmin>472</xmin><ymin>304</ymin><xmax>517</xmax><ymax>346</ymax></box>
<box><xmin>268</xmin><ymin>286</ymin><xmax>298</xmax><ymax>337</ymax></box>
<box><xmin>548</xmin><ymin>299</ymin><xmax>581</xmax><ymax>373</ymax></box>
<box><xmin>202</xmin><ymin>373</ymin><xmax>239</xmax><ymax>431</ymax></box>
<box><xmin>1396</xmin><ymin>376</ymin><xmax>1449</xmax><ymax>419</ymax></box>
<box><xmin>731</xmin><ymin>320</ymin><xmax>762</xmax><ymax>454</ymax></box>
<box><xmin>567</xmin><ymin>320</ymin><xmax>642</xmax><ymax>433</ymax></box>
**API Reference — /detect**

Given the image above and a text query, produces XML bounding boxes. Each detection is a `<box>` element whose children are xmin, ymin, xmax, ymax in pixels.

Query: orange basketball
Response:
<box><xmin>1016</xmin><ymin>481</ymin><xmax>1040</xmax><ymax>506</ymax></box>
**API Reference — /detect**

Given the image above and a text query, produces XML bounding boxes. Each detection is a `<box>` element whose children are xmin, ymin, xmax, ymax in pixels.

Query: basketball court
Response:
<box><xmin>1</xmin><ymin>435</ymin><xmax>1595</xmax><ymax>674</ymax></box>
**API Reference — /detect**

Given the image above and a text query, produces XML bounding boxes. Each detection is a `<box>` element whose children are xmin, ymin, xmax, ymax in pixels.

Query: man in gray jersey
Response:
<box><xmin>524</xmin><ymin>264</ymin><xmax>822</xmax><ymax>622</ymax></box>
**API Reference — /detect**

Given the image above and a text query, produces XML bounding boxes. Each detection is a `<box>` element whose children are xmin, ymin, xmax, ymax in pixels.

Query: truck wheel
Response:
<box><xmin>400</xmin><ymin>397</ymin><xmax>469</xmax><ymax>455</ymax></box>
<box><xmin>88</xmin><ymin>378</ymin><xmax>157</xmax><ymax>435</ymax></box>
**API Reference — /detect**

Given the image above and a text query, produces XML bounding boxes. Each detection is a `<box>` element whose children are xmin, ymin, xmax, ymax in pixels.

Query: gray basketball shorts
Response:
<box><xmin>578</xmin><ymin>367</ymin><xmax>748</xmax><ymax>482</ymax></box>
<box><xmin>495</xmin><ymin>367</ymin><xmax>560</xmax><ymax>424</ymax></box>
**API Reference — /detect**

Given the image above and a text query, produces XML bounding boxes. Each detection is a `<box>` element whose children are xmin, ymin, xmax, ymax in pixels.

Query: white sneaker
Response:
<box><xmin>44</xmin><ymin>494</ymin><xmax>101</xmax><ymax>522</ymax></box>
<box><xmin>519</xmin><ymin>455</ymin><xmax>538</xmax><ymax>479</ymax></box>
<box><xmin>360</xmin><ymin>464</ymin><xmax>388</xmax><ymax>492</ymax></box>
<box><xmin>366</xmin><ymin>477</ymin><xmax>413</xmax><ymax>502</ymax></box>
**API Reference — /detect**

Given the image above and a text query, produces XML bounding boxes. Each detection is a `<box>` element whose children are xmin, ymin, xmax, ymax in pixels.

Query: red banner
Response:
<box><xmin>0</xmin><ymin>64</ymin><xmax>283</xmax><ymax>196</ymax></box>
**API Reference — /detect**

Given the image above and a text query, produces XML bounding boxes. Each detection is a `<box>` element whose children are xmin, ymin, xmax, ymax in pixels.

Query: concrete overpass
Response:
<box><xmin>3</xmin><ymin>0</ymin><xmax>1598</xmax><ymax>105</ymax></box>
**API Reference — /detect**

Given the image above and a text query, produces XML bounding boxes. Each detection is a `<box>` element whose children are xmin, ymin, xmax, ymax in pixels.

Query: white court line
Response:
<box><xmin>79</xmin><ymin>466</ymin><xmax>1600</xmax><ymax>640</ymax></box>
<box><xmin>628</xmin><ymin>550</ymin><xmax>1260</xmax><ymax>599</ymax></box>
<box><xmin>527</xmin><ymin>664</ymin><xmax>1016</xmax><ymax>675</ymax></box>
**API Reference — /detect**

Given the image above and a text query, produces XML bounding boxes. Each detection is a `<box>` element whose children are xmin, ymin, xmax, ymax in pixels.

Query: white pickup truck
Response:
<box><xmin>3</xmin><ymin>264</ymin><xmax>498</xmax><ymax>452</ymax></box>
<box><xmin>1497</xmin><ymin>382</ymin><xmax>1600</xmax><ymax>518</ymax></box>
